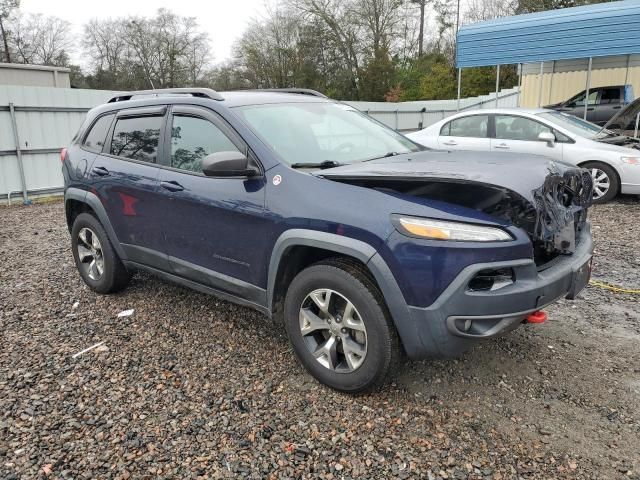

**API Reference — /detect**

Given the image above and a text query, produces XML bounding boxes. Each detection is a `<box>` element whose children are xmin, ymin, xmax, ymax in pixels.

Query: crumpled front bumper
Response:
<box><xmin>400</xmin><ymin>223</ymin><xmax>594</xmax><ymax>360</ymax></box>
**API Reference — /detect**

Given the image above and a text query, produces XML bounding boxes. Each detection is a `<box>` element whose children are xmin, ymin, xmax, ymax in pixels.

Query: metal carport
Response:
<box><xmin>455</xmin><ymin>0</ymin><xmax>640</xmax><ymax>117</ymax></box>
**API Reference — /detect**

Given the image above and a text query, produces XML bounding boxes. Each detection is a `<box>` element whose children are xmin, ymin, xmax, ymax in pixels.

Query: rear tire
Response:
<box><xmin>283</xmin><ymin>258</ymin><xmax>401</xmax><ymax>393</ymax></box>
<box><xmin>71</xmin><ymin>213</ymin><xmax>130</xmax><ymax>294</ymax></box>
<box><xmin>583</xmin><ymin>161</ymin><xmax>619</xmax><ymax>204</ymax></box>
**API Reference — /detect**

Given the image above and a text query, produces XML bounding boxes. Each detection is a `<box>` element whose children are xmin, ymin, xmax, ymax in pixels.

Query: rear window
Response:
<box><xmin>110</xmin><ymin>116</ymin><xmax>162</xmax><ymax>163</ymax></box>
<box><xmin>600</xmin><ymin>88</ymin><xmax>621</xmax><ymax>105</ymax></box>
<box><xmin>82</xmin><ymin>114</ymin><xmax>114</xmax><ymax>153</ymax></box>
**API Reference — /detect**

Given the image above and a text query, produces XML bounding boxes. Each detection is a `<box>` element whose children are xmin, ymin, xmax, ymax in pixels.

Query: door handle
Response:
<box><xmin>442</xmin><ymin>141</ymin><xmax>458</xmax><ymax>146</ymax></box>
<box><xmin>91</xmin><ymin>166</ymin><xmax>110</xmax><ymax>176</ymax></box>
<box><xmin>494</xmin><ymin>143</ymin><xmax>510</xmax><ymax>149</ymax></box>
<box><xmin>160</xmin><ymin>180</ymin><xmax>185</xmax><ymax>192</ymax></box>
<box><xmin>612</xmin><ymin>105</ymin><xmax>622</xmax><ymax>110</ymax></box>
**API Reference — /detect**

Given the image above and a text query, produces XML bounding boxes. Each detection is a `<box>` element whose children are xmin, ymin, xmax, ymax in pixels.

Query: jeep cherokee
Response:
<box><xmin>63</xmin><ymin>88</ymin><xmax>594</xmax><ymax>393</ymax></box>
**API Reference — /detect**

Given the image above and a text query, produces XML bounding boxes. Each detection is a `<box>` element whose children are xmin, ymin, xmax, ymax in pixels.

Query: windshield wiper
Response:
<box><xmin>290</xmin><ymin>160</ymin><xmax>343</xmax><ymax>169</ymax></box>
<box><xmin>362</xmin><ymin>151</ymin><xmax>402</xmax><ymax>162</ymax></box>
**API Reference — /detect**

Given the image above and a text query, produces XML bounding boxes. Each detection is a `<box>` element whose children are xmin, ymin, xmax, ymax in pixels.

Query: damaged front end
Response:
<box><xmin>531</xmin><ymin>165</ymin><xmax>593</xmax><ymax>262</ymax></box>
<box><xmin>319</xmin><ymin>155</ymin><xmax>593</xmax><ymax>266</ymax></box>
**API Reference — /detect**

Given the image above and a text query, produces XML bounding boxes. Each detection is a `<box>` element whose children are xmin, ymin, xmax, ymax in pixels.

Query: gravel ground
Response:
<box><xmin>1</xmin><ymin>198</ymin><xmax>639</xmax><ymax>479</ymax></box>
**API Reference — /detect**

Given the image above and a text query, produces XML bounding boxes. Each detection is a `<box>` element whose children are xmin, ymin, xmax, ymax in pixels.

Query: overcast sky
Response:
<box><xmin>21</xmin><ymin>0</ymin><xmax>271</xmax><ymax>65</ymax></box>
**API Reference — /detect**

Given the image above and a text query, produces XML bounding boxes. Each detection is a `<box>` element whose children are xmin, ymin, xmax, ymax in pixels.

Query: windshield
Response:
<box><xmin>234</xmin><ymin>102</ymin><xmax>421</xmax><ymax>166</ymax></box>
<box><xmin>537</xmin><ymin>111</ymin><xmax>604</xmax><ymax>138</ymax></box>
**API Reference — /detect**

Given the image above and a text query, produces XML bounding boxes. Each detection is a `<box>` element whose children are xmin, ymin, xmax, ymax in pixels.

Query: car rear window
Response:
<box><xmin>110</xmin><ymin>116</ymin><xmax>162</xmax><ymax>163</ymax></box>
<box><xmin>82</xmin><ymin>114</ymin><xmax>115</xmax><ymax>153</ymax></box>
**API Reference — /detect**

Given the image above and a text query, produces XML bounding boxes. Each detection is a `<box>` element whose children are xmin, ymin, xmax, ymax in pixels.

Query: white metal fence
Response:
<box><xmin>0</xmin><ymin>86</ymin><xmax>118</xmax><ymax>203</ymax></box>
<box><xmin>0</xmin><ymin>85</ymin><xmax>519</xmax><ymax>204</ymax></box>
<box><xmin>345</xmin><ymin>86</ymin><xmax>520</xmax><ymax>132</ymax></box>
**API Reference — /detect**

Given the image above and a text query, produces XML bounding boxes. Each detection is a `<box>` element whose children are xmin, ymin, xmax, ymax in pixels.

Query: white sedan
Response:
<box><xmin>405</xmin><ymin>108</ymin><xmax>640</xmax><ymax>203</ymax></box>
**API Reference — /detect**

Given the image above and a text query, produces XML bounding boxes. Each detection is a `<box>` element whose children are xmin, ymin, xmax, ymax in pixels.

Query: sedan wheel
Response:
<box><xmin>590</xmin><ymin>167</ymin><xmax>610</xmax><ymax>200</ymax></box>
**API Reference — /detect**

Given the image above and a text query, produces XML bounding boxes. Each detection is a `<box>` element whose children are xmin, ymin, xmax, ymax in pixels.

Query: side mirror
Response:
<box><xmin>202</xmin><ymin>151</ymin><xmax>259</xmax><ymax>177</ymax></box>
<box><xmin>538</xmin><ymin>131</ymin><xmax>556</xmax><ymax>146</ymax></box>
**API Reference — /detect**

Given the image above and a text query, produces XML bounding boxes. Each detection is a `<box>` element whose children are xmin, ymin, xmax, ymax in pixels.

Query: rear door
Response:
<box><xmin>594</xmin><ymin>87</ymin><xmax>623</xmax><ymax>125</ymax></box>
<box><xmin>437</xmin><ymin>114</ymin><xmax>490</xmax><ymax>151</ymax></box>
<box><xmin>491</xmin><ymin>114</ymin><xmax>564</xmax><ymax>161</ymax></box>
<box><xmin>156</xmin><ymin>105</ymin><xmax>269</xmax><ymax>301</ymax></box>
<box><xmin>89</xmin><ymin>106</ymin><xmax>170</xmax><ymax>270</ymax></box>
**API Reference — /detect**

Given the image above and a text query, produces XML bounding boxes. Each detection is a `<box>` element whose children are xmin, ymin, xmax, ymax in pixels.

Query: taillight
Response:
<box><xmin>60</xmin><ymin>148</ymin><xmax>67</xmax><ymax>164</ymax></box>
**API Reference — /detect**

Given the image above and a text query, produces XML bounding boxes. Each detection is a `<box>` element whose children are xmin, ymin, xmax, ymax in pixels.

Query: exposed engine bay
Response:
<box><xmin>596</xmin><ymin>133</ymin><xmax>640</xmax><ymax>149</ymax></box>
<box><xmin>322</xmin><ymin>164</ymin><xmax>593</xmax><ymax>265</ymax></box>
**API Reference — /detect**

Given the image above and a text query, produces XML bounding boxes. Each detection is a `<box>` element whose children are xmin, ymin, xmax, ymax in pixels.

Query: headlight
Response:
<box><xmin>621</xmin><ymin>156</ymin><xmax>640</xmax><ymax>165</ymax></box>
<box><xmin>392</xmin><ymin>215</ymin><xmax>513</xmax><ymax>242</ymax></box>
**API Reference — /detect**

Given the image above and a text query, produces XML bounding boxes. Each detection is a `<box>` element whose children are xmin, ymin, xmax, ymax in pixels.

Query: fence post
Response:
<box><xmin>395</xmin><ymin>110</ymin><xmax>399</xmax><ymax>130</ymax></box>
<box><xmin>9</xmin><ymin>102</ymin><xmax>29</xmax><ymax>205</ymax></box>
<box><xmin>495</xmin><ymin>64</ymin><xmax>500</xmax><ymax>107</ymax></box>
<box><xmin>584</xmin><ymin>57</ymin><xmax>592</xmax><ymax>120</ymax></box>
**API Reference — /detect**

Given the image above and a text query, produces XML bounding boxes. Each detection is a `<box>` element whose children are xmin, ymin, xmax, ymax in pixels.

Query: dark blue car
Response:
<box><xmin>63</xmin><ymin>88</ymin><xmax>594</xmax><ymax>392</ymax></box>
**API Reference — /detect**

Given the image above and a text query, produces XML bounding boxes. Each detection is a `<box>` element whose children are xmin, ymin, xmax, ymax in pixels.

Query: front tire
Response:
<box><xmin>583</xmin><ymin>161</ymin><xmax>619</xmax><ymax>204</ymax></box>
<box><xmin>283</xmin><ymin>259</ymin><xmax>401</xmax><ymax>393</ymax></box>
<box><xmin>71</xmin><ymin>213</ymin><xmax>130</xmax><ymax>294</ymax></box>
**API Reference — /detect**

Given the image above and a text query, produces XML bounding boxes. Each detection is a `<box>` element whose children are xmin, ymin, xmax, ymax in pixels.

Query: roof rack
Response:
<box><xmin>108</xmin><ymin>88</ymin><xmax>224</xmax><ymax>103</ymax></box>
<box><xmin>252</xmin><ymin>88</ymin><xmax>328</xmax><ymax>98</ymax></box>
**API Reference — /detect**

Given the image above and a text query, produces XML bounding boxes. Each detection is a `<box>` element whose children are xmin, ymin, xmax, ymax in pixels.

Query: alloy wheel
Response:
<box><xmin>299</xmin><ymin>288</ymin><xmax>368</xmax><ymax>373</ymax></box>
<box><xmin>590</xmin><ymin>168</ymin><xmax>610</xmax><ymax>200</ymax></box>
<box><xmin>77</xmin><ymin>227</ymin><xmax>104</xmax><ymax>281</ymax></box>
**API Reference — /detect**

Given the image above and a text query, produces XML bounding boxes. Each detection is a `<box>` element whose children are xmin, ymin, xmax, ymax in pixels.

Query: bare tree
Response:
<box><xmin>0</xmin><ymin>0</ymin><xmax>19</xmax><ymax>62</ymax></box>
<box><xmin>9</xmin><ymin>13</ymin><xmax>73</xmax><ymax>65</ymax></box>
<box><xmin>465</xmin><ymin>0</ymin><xmax>517</xmax><ymax>22</ymax></box>
<box><xmin>83</xmin><ymin>10</ymin><xmax>212</xmax><ymax>90</ymax></box>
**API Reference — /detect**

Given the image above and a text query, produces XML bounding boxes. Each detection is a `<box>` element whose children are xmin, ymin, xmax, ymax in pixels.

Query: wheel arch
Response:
<box><xmin>64</xmin><ymin>187</ymin><xmax>127</xmax><ymax>261</ymax></box>
<box><xmin>266</xmin><ymin>230</ymin><xmax>412</xmax><ymax>348</ymax></box>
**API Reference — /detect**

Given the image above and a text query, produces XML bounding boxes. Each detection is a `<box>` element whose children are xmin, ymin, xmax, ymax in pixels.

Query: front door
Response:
<box><xmin>157</xmin><ymin>105</ymin><xmax>269</xmax><ymax>303</ymax></box>
<box><xmin>438</xmin><ymin>114</ymin><xmax>491</xmax><ymax>151</ymax></box>
<box><xmin>491</xmin><ymin>115</ymin><xmax>563</xmax><ymax>161</ymax></box>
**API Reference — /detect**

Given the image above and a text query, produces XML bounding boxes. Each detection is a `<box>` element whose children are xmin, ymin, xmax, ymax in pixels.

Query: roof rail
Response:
<box><xmin>108</xmin><ymin>88</ymin><xmax>224</xmax><ymax>103</ymax></box>
<box><xmin>255</xmin><ymin>88</ymin><xmax>328</xmax><ymax>98</ymax></box>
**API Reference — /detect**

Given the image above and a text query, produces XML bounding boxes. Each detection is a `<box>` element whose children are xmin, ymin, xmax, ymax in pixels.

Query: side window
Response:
<box><xmin>110</xmin><ymin>116</ymin><xmax>162</xmax><ymax>163</ymax></box>
<box><xmin>573</xmin><ymin>90</ymin><xmax>598</xmax><ymax>107</ymax></box>
<box><xmin>445</xmin><ymin>115</ymin><xmax>489</xmax><ymax>138</ymax></box>
<box><xmin>82</xmin><ymin>114</ymin><xmax>114</xmax><ymax>153</ymax></box>
<box><xmin>495</xmin><ymin>116</ymin><xmax>552</xmax><ymax>141</ymax></box>
<box><xmin>440</xmin><ymin>122</ymin><xmax>451</xmax><ymax>136</ymax></box>
<box><xmin>600</xmin><ymin>88</ymin><xmax>621</xmax><ymax>105</ymax></box>
<box><xmin>170</xmin><ymin>115</ymin><xmax>240</xmax><ymax>173</ymax></box>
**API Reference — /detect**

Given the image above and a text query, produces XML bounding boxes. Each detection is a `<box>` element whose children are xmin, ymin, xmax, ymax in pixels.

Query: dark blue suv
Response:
<box><xmin>63</xmin><ymin>88</ymin><xmax>594</xmax><ymax>392</ymax></box>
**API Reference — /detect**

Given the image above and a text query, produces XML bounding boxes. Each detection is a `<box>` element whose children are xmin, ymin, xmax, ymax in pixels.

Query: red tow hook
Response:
<box><xmin>526</xmin><ymin>310</ymin><xmax>547</xmax><ymax>324</ymax></box>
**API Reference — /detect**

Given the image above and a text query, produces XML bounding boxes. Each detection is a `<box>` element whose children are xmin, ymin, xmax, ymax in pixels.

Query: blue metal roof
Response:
<box><xmin>456</xmin><ymin>0</ymin><xmax>640</xmax><ymax>67</ymax></box>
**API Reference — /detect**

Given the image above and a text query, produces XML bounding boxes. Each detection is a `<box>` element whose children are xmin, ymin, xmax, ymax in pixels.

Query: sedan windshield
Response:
<box><xmin>234</xmin><ymin>102</ymin><xmax>421</xmax><ymax>166</ymax></box>
<box><xmin>536</xmin><ymin>111</ymin><xmax>604</xmax><ymax>138</ymax></box>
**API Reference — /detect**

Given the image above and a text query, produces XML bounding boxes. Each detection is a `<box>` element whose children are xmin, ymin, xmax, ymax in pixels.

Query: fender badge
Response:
<box><xmin>272</xmin><ymin>174</ymin><xmax>282</xmax><ymax>186</ymax></box>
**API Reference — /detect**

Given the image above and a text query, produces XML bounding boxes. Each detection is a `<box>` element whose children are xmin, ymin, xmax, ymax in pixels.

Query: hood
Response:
<box><xmin>603</xmin><ymin>97</ymin><xmax>640</xmax><ymax>132</ymax></box>
<box><xmin>315</xmin><ymin>150</ymin><xmax>592</xmax><ymax>260</ymax></box>
<box><xmin>314</xmin><ymin>150</ymin><xmax>571</xmax><ymax>204</ymax></box>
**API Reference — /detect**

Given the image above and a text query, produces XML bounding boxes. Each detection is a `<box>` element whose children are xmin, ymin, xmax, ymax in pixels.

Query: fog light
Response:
<box><xmin>468</xmin><ymin>268</ymin><xmax>515</xmax><ymax>292</ymax></box>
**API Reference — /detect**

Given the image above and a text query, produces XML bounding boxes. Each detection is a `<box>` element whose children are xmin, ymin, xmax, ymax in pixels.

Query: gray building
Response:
<box><xmin>0</xmin><ymin>63</ymin><xmax>71</xmax><ymax>88</ymax></box>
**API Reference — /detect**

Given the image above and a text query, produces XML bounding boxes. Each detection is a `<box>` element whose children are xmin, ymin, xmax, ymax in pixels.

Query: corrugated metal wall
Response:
<box><xmin>0</xmin><ymin>86</ymin><xmax>118</xmax><ymax>200</ymax></box>
<box><xmin>457</xmin><ymin>0</ymin><xmax>640</xmax><ymax>68</ymax></box>
<box><xmin>0</xmin><ymin>85</ymin><xmax>519</xmax><ymax>202</ymax></box>
<box><xmin>520</xmin><ymin>55</ymin><xmax>640</xmax><ymax>107</ymax></box>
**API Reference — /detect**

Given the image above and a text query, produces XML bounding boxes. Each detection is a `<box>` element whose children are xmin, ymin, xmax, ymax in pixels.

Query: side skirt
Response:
<box><xmin>124</xmin><ymin>260</ymin><xmax>271</xmax><ymax>318</ymax></box>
